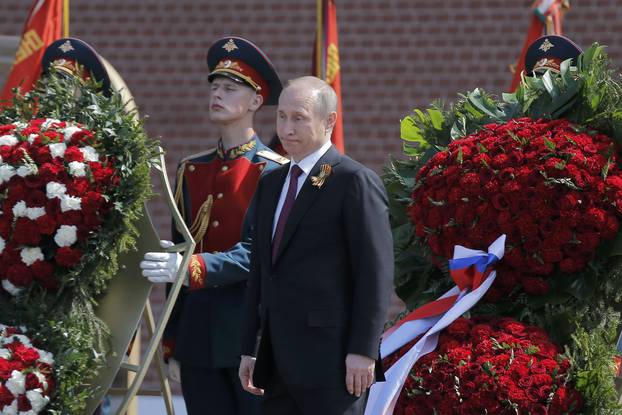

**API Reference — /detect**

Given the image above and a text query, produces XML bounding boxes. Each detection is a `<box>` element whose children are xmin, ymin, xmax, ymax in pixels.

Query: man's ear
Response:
<box><xmin>249</xmin><ymin>93</ymin><xmax>264</xmax><ymax>112</ymax></box>
<box><xmin>325</xmin><ymin>111</ymin><xmax>337</xmax><ymax>133</ymax></box>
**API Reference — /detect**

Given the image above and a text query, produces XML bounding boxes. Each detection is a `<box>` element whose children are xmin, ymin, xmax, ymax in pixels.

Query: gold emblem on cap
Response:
<box><xmin>539</xmin><ymin>39</ymin><xmax>554</xmax><ymax>52</ymax></box>
<box><xmin>217</xmin><ymin>60</ymin><xmax>243</xmax><ymax>72</ymax></box>
<box><xmin>223</xmin><ymin>39</ymin><xmax>238</xmax><ymax>52</ymax></box>
<box><xmin>59</xmin><ymin>40</ymin><xmax>74</xmax><ymax>53</ymax></box>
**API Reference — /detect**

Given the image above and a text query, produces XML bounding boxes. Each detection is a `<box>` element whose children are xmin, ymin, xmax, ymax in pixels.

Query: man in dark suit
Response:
<box><xmin>238</xmin><ymin>76</ymin><xmax>394</xmax><ymax>414</ymax></box>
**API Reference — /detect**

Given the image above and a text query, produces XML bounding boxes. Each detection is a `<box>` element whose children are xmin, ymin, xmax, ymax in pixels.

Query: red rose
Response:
<box><xmin>12</xmin><ymin>218</ymin><xmax>41</xmax><ymax>245</ymax></box>
<box><xmin>63</xmin><ymin>146</ymin><xmax>84</xmax><ymax>162</ymax></box>
<box><xmin>521</xmin><ymin>277</ymin><xmax>550</xmax><ymax>296</ymax></box>
<box><xmin>10</xmin><ymin>343</ymin><xmax>40</xmax><ymax>365</ymax></box>
<box><xmin>68</xmin><ymin>129</ymin><xmax>94</xmax><ymax>145</ymax></box>
<box><xmin>25</xmin><ymin>372</ymin><xmax>42</xmax><ymax>390</ymax></box>
<box><xmin>17</xmin><ymin>395</ymin><xmax>32</xmax><ymax>411</ymax></box>
<box><xmin>38</xmin><ymin>162</ymin><xmax>65</xmax><ymax>182</ymax></box>
<box><xmin>0</xmin><ymin>384</ymin><xmax>13</xmax><ymax>406</ymax></box>
<box><xmin>446</xmin><ymin>317</ymin><xmax>472</xmax><ymax>337</ymax></box>
<box><xmin>55</xmin><ymin>247</ymin><xmax>83</xmax><ymax>267</ymax></box>
<box><xmin>32</xmin><ymin>260</ymin><xmax>55</xmax><ymax>280</ymax></box>
<box><xmin>35</xmin><ymin>215</ymin><xmax>57</xmax><ymax>235</ymax></box>
<box><xmin>6</xmin><ymin>263</ymin><xmax>33</xmax><ymax>287</ymax></box>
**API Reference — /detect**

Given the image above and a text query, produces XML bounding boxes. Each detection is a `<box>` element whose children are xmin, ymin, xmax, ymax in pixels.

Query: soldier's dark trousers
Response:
<box><xmin>180</xmin><ymin>364</ymin><xmax>262</xmax><ymax>415</ymax></box>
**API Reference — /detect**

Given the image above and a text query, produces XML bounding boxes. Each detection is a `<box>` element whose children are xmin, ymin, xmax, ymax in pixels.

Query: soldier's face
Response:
<box><xmin>208</xmin><ymin>77</ymin><xmax>258</xmax><ymax>124</ymax></box>
<box><xmin>276</xmin><ymin>85</ymin><xmax>330</xmax><ymax>162</ymax></box>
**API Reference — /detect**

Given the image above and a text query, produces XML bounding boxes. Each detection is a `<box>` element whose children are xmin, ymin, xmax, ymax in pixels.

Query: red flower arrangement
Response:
<box><xmin>386</xmin><ymin>316</ymin><xmax>582</xmax><ymax>415</ymax></box>
<box><xmin>410</xmin><ymin>118</ymin><xmax>622</xmax><ymax>298</ymax></box>
<box><xmin>0</xmin><ymin>324</ymin><xmax>55</xmax><ymax>414</ymax></box>
<box><xmin>0</xmin><ymin>119</ymin><xmax>119</xmax><ymax>295</ymax></box>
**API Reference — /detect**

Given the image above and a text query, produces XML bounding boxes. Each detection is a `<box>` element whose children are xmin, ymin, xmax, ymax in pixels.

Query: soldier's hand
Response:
<box><xmin>239</xmin><ymin>355</ymin><xmax>264</xmax><ymax>396</ymax></box>
<box><xmin>345</xmin><ymin>353</ymin><xmax>375</xmax><ymax>397</ymax></box>
<box><xmin>167</xmin><ymin>358</ymin><xmax>181</xmax><ymax>383</ymax></box>
<box><xmin>140</xmin><ymin>240</ymin><xmax>184</xmax><ymax>284</ymax></box>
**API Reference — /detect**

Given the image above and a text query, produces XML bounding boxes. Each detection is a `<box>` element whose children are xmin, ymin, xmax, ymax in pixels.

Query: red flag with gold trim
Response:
<box><xmin>509</xmin><ymin>0</ymin><xmax>569</xmax><ymax>92</ymax></box>
<box><xmin>313</xmin><ymin>0</ymin><xmax>344</xmax><ymax>153</ymax></box>
<box><xmin>1</xmin><ymin>0</ymin><xmax>64</xmax><ymax>102</ymax></box>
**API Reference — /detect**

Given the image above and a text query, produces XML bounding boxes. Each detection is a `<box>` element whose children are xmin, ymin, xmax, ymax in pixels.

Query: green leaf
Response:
<box><xmin>427</xmin><ymin>109</ymin><xmax>444</xmax><ymax>130</ymax></box>
<box><xmin>602</xmin><ymin>158</ymin><xmax>612</xmax><ymax>180</ymax></box>
<box><xmin>544</xmin><ymin>137</ymin><xmax>556</xmax><ymax>151</ymax></box>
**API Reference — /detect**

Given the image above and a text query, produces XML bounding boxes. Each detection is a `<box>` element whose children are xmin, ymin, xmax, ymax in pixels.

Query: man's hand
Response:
<box><xmin>167</xmin><ymin>358</ymin><xmax>181</xmax><ymax>383</ymax></box>
<box><xmin>345</xmin><ymin>353</ymin><xmax>375</xmax><ymax>397</ymax></box>
<box><xmin>239</xmin><ymin>355</ymin><xmax>264</xmax><ymax>396</ymax></box>
<box><xmin>140</xmin><ymin>240</ymin><xmax>183</xmax><ymax>284</ymax></box>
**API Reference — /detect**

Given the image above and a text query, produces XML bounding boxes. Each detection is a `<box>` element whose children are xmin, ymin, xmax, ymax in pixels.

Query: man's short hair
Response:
<box><xmin>285</xmin><ymin>76</ymin><xmax>337</xmax><ymax>118</ymax></box>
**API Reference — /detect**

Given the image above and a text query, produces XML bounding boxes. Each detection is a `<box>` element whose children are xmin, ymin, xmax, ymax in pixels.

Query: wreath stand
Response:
<box><xmin>82</xmin><ymin>148</ymin><xmax>194</xmax><ymax>415</ymax></box>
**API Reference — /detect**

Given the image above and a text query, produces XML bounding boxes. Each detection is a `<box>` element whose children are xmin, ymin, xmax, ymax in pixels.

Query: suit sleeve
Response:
<box><xmin>343</xmin><ymin>168</ymin><xmax>394</xmax><ymax>360</ymax></box>
<box><xmin>241</xmin><ymin>180</ymin><xmax>263</xmax><ymax>357</ymax></box>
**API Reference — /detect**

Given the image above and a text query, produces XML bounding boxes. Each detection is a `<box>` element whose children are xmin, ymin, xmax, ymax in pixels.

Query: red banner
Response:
<box><xmin>1</xmin><ymin>0</ymin><xmax>64</xmax><ymax>103</ymax></box>
<box><xmin>509</xmin><ymin>0</ymin><xmax>568</xmax><ymax>92</ymax></box>
<box><xmin>313</xmin><ymin>0</ymin><xmax>345</xmax><ymax>153</ymax></box>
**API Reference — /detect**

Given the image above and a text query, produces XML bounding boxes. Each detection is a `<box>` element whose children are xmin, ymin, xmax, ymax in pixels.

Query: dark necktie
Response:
<box><xmin>272</xmin><ymin>165</ymin><xmax>304</xmax><ymax>263</ymax></box>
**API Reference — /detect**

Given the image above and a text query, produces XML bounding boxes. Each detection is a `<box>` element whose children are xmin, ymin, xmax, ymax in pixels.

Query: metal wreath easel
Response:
<box><xmin>80</xmin><ymin>56</ymin><xmax>195</xmax><ymax>415</ymax></box>
<box><xmin>81</xmin><ymin>147</ymin><xmax>194</xmax><ymax>415</ymax></box>
<box><xmin>110</xmin><ymin>148</ymin><xmax>195</xmax><ymax>415</ymax></box>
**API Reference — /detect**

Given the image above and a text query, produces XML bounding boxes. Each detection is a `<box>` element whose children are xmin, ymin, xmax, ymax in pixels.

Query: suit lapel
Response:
<box><xmin>262</xmin><ymin>165</ymin><xmax>289</xmax><ymax>267</ymax></box>
<box><xmin>274</xmin><ymin>146</ymin><xmax>342</xmax><ymax>263</ymax></box>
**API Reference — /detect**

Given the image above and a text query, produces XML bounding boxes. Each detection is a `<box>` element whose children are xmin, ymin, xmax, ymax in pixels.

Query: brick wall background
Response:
<box><xmin>1</xmin><ymin>0</ymin><xmax>622</xmax><ymax>400</ymax></box>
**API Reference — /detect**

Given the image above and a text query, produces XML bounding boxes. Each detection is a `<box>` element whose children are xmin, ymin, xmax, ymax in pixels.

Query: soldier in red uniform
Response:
<box><xmin>141</xmin><ymin>36</ymin><xmax>287</xmax><ymax>415</ymax></box>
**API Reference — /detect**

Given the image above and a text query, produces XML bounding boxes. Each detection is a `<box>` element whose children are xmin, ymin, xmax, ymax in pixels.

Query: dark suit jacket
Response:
<box><xmin>241</xmin><ymin>145</ymin><xmax>394</xmax><ymax>389</ymax></box>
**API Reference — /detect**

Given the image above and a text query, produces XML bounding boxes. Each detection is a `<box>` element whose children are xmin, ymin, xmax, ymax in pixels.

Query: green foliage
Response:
<box><xmin>0</xmin><ymin>70</ymin><xmax>157</xmax><ymax>413</ymax></box>
<box><xmin>565</xmin><ymin>304</ymin><xmax>622</xmax><ymax>414</ymax></box>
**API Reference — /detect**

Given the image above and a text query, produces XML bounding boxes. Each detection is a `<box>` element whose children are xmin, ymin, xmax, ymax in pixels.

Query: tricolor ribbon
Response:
<box><xmin>365</xmin><ymin>234</ymin><xmax>506</xmax><ymax>415</ymax></box>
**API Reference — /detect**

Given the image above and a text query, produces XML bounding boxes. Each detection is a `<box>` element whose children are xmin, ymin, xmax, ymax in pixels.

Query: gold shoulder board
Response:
<box><xmin>257</xmin><ymin>149</ymin><xmax>289</xmax><ymax>165</ymax></box>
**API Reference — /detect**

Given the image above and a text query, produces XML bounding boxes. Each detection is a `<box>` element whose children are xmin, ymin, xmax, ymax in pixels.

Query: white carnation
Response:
<box><xmin>46</xmin><ymin>182</ymin><xmax>66</xmax><ymax>199</ymax></box>
<box><xmin>26</xmin><ymin>389</ymin><xmax>49</xmax><ymax>412</ymax></box>
<box><xmin>68</xmin><ymin>161</ymin><xmax>86</xmax><ymax>177</ymax></box>
<box><xmin>11</xmin><ymin>201</ymin><xmax>27</xmax><ymax>218</ymax></box>
<box><xmin>54</xmin><ymin>225</ymin><xmax>77</xmax><ymax>247</ymax></box>
<box><xmin>1</xmin><ymin>279</ymin><xmax>22</xmax><ymax>296</ymax></box>
<box><xmin>25</xmin><ymin>207</ymin><xmax>45</xmax><ymax>221</ymax></box>
<box><xmin>20</xmin><ymin>247</ymin><xmax>44</xmax><ymax>266</ymax></box>
<box><xmin>0</xmin><ymin>399</ymin><xmax>17</xmax><ymax>415</ymax></box>
<box><xmin>63</xmin><ymin>125</ymin><xmax>82</xmax><ymax>142</ymax></box>
<box><xmin>13</xmin><ymin>121</ymin><xmax>27</xmax><ymax>131</ymax></box>
<box><xmin>36</xmin><ymin>349</ymin><xmax>54</xmax><ymax>366</ymax></box>
<box><xmin>0</xmin><ymin>164</ymin><xmax>16</xmax><ymax>184</ymax></box>
<box><xmin>60</xmin><ymin>195</ymin><xmax>81</xmax><ymax>212</ymax></box>
<box><xmin>16</xmin><ymin>166</ymin><xmax>30</xmax><ymax>177</ymax></box>
<box><xmin>0</xmin><ymin>236</ymin><xmax>5</xmax><ymax>254</ymax></box>
<box><xmin>0</xmin><ymin>134</ymin><xmax>18</xmax><ymax>146</ymax></box>
<box><xmin>48</xmin><ymin>142</ymin><xmax>66</xmax><ymax>158</ymax></box>
<box><xmin>6</xmin><ymin>335</ymin><xmax>32</xmax><ymax>348</ymax></box>
<box><xmin>41</xmin><ymin>118</ymin><xmax>61</xmax><ymax>130</ymax></box>
<box><xmin>0</xmin><ymin>348</ymin><xmax>9</xmax><ymax>359</ymax></box>
<box><xmin>6</xmin><ymin>370</ymin><xmax>25</xmax><ymax>395</ymax></box>
<box><xmin>80</xmin><ymin>146</ymin><xmax>99</xmax><ymax>162</ymax></box>
<box><xmin>27</xmin><ymin>133</ymin><xmax>38</xmax><ymax>144</ymax></box>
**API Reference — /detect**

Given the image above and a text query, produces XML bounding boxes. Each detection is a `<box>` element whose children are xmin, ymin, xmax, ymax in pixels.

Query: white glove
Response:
<box><xmin>140</xmin><ymin>240</ymin><xmax>183</xmax><ymax>284</ymax></box>
<box><xmin>167</xmin><ymin>358</ymin><xmax>181</xmax><ymax>383</ymax></box>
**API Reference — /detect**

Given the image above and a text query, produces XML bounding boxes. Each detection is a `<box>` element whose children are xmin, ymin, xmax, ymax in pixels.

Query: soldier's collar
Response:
<box><xmin>216</xmin><ymin>137</ymin><xmax>257</xmax><ymax>160</ymax></box>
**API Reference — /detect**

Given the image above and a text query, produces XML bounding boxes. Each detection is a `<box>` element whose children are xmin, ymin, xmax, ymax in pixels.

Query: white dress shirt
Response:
<box><xmin>272</xmin><ymin>140</ymin><xmax>333</xmax><ymax>238</ymax></box>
